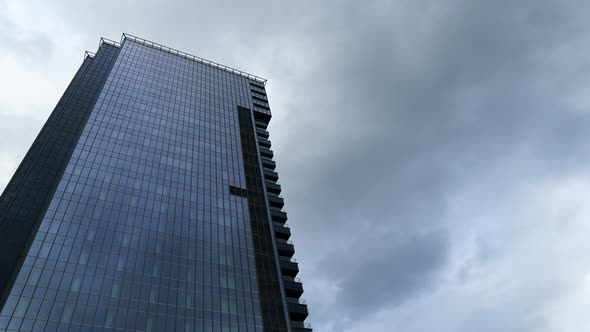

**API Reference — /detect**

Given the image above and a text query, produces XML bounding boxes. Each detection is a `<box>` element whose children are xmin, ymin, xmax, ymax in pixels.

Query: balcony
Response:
<box><xmin>250</xmin><ymin>81</ymin><xmax>265</xmax><ymax>90</ymax></box>
<box><xmin>254</xmin><ymin>119</ymin><xmax>268</xmax><ymax>130</ymax></box>
<box><xmin>267</xmin><ymin>193</ymin><xmax>284</xmax><ymax>209</ymax></box>
<box><xmin>258</xmin><ymin>137</ymin><xmax>272</xmax><ymax>149</ymax></box>
<box><xmin>252</xmin><ymin>94</ymin><xmax>269</xmax><ymax>103</ymax></box>
<box><xmin>256</xmin><ymin>127</ymin><xmax>269</xmax><ymax>139</ymax></box>
<box><xmin>265</xmin><ymin>180</ymin><xmax>282</xmax><ymax>194</ymax></box>
<box><xmin>263</xmin><ymin>169</ymin><xmax>279</xmax><ymax>181</ymax></box>
<box><xmin>279</xmin><ymin>256</ymin><xmax>299</xmax><ymax>277</ymax></box>
<box><xmin>261</xmin><ymin>157</ymin><xmax>276</xmax><ymax>170</ymax></box>
<box><xmin>253</xmin><ymin>100</ymin><xmax>271</xmax><ymax>111</ymax></box>
<box><xmin>276</xmin><ymin>238</ymin><xmax>295</xmax><ymax>258</ymax></box>
<box><xmin>282</xmin><ymin>276</ymin><xmax>304</xmax><ymax>298</ymax></box>
<box><xmin>286</xmin><ymin>297</ymin><xmax>309</xmax><ymax>322</ymax></box>
<box><xmin>273</xmin><ymin>221</ymin><xmax>291</xmax><ymax>240</ymax></box>
<box><xmin>290</xmin><ymin>321</ymin><xmax>313</xmax><ymax>332</ymax></box>
<box><xmin>253</xmin><ymin>109</ymin><xmax>271</xmax><ymax>122</ymax></box>
<box><xmin>251</xmin><ymin>88</ymin><xmax>267</xmax><ymax>98</ymax></box>
<box><xmin>259</xmin><ymin>146</ymin><xmax>273</xmax><ymax>159</ymax></box>
<box><xmin>270</xmin><ymin>207</ymin><xmax>287</xmax><ymax>223</ymax></box>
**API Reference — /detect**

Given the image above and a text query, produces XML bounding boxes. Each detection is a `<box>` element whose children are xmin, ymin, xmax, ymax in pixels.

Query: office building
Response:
<box><xmin>0</xmin><ymin>33</ymin><xmax>310</xmax><ymax>332</ymax></box>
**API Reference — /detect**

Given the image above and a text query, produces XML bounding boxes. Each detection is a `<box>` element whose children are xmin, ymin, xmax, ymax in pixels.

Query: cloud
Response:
<box><xmin>269</xmin><ymin>1</ymin><xmax>590</xmax><ymax>330</ymax></box>
<box><xmin>336</xmin><ymin>230</ymin><xmax>449</xmax><ymax>314</ymax></box>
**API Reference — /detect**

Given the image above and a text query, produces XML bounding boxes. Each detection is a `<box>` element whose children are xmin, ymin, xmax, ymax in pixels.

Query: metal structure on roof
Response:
<box><xmin>84</xmin><ymin>33</ymin><xmax>267</xmax><ymax>85</ymax></box>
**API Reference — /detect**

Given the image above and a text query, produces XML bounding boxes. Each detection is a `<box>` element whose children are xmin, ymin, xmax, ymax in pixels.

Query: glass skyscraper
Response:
<box><xmin>0</xmin><ymin>34</ymin><xmax>310</xmax><ymax>332</ymax></box>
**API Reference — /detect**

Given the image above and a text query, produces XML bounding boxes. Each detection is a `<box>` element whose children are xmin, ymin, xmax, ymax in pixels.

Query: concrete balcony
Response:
<box><xmin>270</xmin><ymin>207</ymin><xmax>287</xmax><ymax>223</ymax></box>
<box><xmin>261</xmin><ymin>157</ymin><xmax>276</xmax><ymax>170</ymax></box>
<box><xmin>258</xmin><ymin>137</ymin><xmax>272</xmax><ymax>149</ymax></box>
<box><xmin>273</xmin><ymin>221</ymin><xmax>291</xmax><ymax>240</ymax></box>
<box><xmin>282</xmin><ymin>276</ymin><xmax>304</xmax><ymax>298</ymax></box>
<box><xmin>256</xmin><ymin>127</ymin><xmax>269</xmax><ymax>139</ymax></box>
<box><xmin>267</xmin><ymin>192</ymin><xmax>284</xmax><ymax>209</ymax></box>
<box><xmin>279</xmin><ymin>256</ymin><xmax>299</xmax><ymax>277</ymax></box>
<box><xmin>265</xmin><ymin>180</ymin><xmax>282</xmax><ymax>194</ymax></box>
<box><xmin>290</xmin><ymin>321</ymin><xmax>313</xmax><ymax>332</ymax></box>
<box><xmin>276</xmin><ymin>238</ymin><xmax>295</xmax><ymax>258</ymax></box>
<box><xmin>263</xmin><ymin>168</ymin><xmax>279</xmax><ymax>181</ymax></box>
<box><xmin>259</xmin><ymin>146</ymin><xmax>273</xmax><ymax>159</ymax></box>
<box><xmin>286</xmin><ymin>297</ymin><xmax>309</xmax><ymax>322</ymax></box>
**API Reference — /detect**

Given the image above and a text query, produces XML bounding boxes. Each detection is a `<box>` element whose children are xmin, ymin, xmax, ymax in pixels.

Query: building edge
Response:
<box><xmin>0</xmin><ymin>43</ymin><xmax>121</xmax><ymax>307</ymax></box>
<box><xmin>245</xmin><ymin>80</ymin><xmax>313</xmax><ymax>331</ymax></box>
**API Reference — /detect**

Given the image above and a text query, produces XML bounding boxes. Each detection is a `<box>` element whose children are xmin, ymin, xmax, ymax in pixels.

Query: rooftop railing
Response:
<box><xmin>122</xmin><ymin>33</ymin><xmax>266</xmax><ymax>84</ymax></box>
<box><xmin>84</xmin><ymin>33</ymin><xmax>267</xmax><ymax>85</ymax></box>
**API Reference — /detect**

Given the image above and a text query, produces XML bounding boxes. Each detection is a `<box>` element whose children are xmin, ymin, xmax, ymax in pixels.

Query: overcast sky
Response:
<box><xmin>2</xmin><ymin>0</ymin><xmax>590</xmax><ymax>331</ymax></box>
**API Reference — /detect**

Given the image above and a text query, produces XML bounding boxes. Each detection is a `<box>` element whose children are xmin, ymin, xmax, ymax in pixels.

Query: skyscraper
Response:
<box><xmin>0</xmin><ymin>34</ymin><xmax>310</xmax><ymax>332</ymax></box>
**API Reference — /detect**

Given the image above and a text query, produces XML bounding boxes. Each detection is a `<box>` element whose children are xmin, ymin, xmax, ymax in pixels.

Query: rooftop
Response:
<box><xmin>85</xmin><ymin>33</ymin><xmax>267</xmax><ymax>85</ymax></box>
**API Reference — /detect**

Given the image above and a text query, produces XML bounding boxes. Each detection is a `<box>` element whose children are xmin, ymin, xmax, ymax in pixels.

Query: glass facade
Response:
<box><xmin>0</xmin><ymin>40</ymin><xmax>266</xmax><ymax>331</ymax></box>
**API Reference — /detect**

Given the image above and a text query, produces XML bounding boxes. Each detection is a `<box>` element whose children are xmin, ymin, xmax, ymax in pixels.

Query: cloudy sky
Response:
<box><xmin>3</xmin><ymin>0</ymin><xmax>590</xmax><ymax>331</ymax></box>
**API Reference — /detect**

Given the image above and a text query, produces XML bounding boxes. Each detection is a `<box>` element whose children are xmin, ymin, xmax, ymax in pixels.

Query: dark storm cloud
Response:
<box><xmin>271</xmin><ymin>0</ymin><xmax>590</xmax><ymax>325</ymax></box>
<box><xmin>333</xmin><ymin>230</ymin><xmax>449</xmax><ymax>315</ymax></box>
<box><xmin>286</xmin><ymin>0</ymin><xmax>576</xmax><ymax>196</ymax></box>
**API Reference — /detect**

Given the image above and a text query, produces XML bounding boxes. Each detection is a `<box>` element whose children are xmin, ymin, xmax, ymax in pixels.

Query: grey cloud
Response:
<box><xmin>334</xmin><ymin>230</ymin><xmax>449</xmax><ymax>315</ymax></box>
<box><xmin>271</xmin><ymin>0</ymin><xmax>590</xmax><ymax>329</ymax></box>
<box><xmin>0</xmin><ymin>13</ymin><xmax>55</xmax><ymax>61</ymax></box>
<box><xmin>280</xmin><ymin>0</ymin><xmax>590</xmax><ymax>230</ymax></box>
